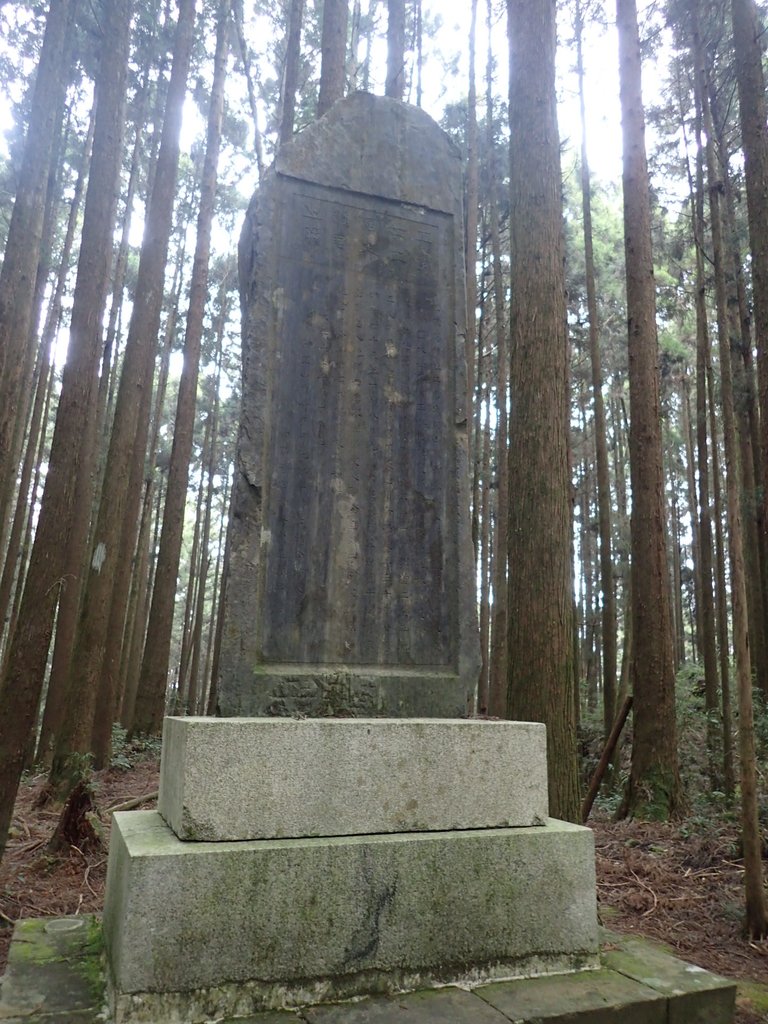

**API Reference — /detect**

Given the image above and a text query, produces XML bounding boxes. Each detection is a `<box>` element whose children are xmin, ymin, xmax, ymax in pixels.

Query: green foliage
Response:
<box><xmin>110</xmin><ymin>722</ymin><xmax>161</xmax><ymax>771</ymax></box>
<box><xmin>109</xmin><ymin>723</ymin><xmax>132</xmax><ymax>771</ymax></box>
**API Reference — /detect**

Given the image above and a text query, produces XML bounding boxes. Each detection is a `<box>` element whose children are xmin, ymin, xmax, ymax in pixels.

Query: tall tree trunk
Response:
<box><xmin>6</xmin><ymin>371</ymin><xmax>56</xmax><ymax>657</ymax></box>
<box><xmin>119</xmin><ymin>475</ymin><xmax>156</xmax><ymax>726</ymax></box>
<box><xmin>0</xmin><ymin>0</ymin><xmax>76</xmax><ymax>523</ymax></box>
<box><xmin>707</xmin><ymin>339</ymin><xmax>736</xmax><ymax>799</ymax></box>
<box><xmin>206</xmin><ymin>477</ymin><xmax>234</xmax><ymax>715</ymax></box>
<box><xmin>506</xmin><ymin>0</ymin><xmax>579</xmax><ymax>822</ymax></box>
<box><xmin>176</xmin><ymin>455</ymin><xmax>207</xmax><ymax>710</ymax></box>
<box><xmin>134</xmin><ymin>0</ymin><xmax>230</xmax><ymax>737</ymax></box>
<box><xmin>487</xmin><ymin>0</ymin><xmax>508</xmax><ymax>714</ymax></box>
<box><xmin>232</xmin><ymin>0</ymin><xmax>265</xmax><ymax>178</ymax></box>
<box><xmin>466</xmin><ymin>0</ymin><xmax>479</xmax><ymax>529</ymax></box>
<box><xmin>414</xmin><ymin>0</ymin><xmax>423</xmax><ymax>107</ymax></box>
<box><xmin>317</xmin><ymin>0</ymin><xmax>348</xmax><ymax>116</ymax></box>
<box><xmin>51</xmin><ymin>0</ymin><xmax>197</xmax><ymax>779</ymax></box>
<box><xmin>576</xmin><ymin>0</ymin><xmax>616</xmax><ymax>740</ymax></box>
<box><xmin>0</xmin><ymin>104</ymin><xmax>93</xmax><ymax>664</ymax></box>
<box><xmin>279</xmin><ymin>0</ymin><xmax>304</xmax><ymax>145</ymax></box>
<box><xmin>731</xmin><ymin>0</ymin><xmax>768</xmax><ymax>626</ymax></box>
<box><xmin>0</xmin><ymin>0</ymin><xmax>132</xmax><ymax>857</ymax></box>
<box><xmin>683</xmin><ymin>51</ymin><xmax>722</xmax><ymax>767</ymax></box>
<box><xmin>616</xmin><ymin>0</ymin><xmax>681</xmax><ymax>820</ymax></box>
<box><xmin>187</xmin><ymin>405</ymin><xmax>220</xmax><ymax>715</ymax></box>
<box><xmin>681</xmin><ymin>378</ymin><xmax>701</xmax><ymax>664</ymax></box>
<box><xmin>385</xmin><ymin>0</ymin><xmax>405</xmax><ymax>100</ymax></box>
<box><xmin>704</xmin><ymin>11</ymin><xmax>767</xmax><ymax>932</ymax></box>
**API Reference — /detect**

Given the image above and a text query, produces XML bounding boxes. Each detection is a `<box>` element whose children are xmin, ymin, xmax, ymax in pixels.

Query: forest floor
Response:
<box><xmin>1</xmin><ymin>755</ymin><xmax>768</xmax><ymax>1023</ymax></box>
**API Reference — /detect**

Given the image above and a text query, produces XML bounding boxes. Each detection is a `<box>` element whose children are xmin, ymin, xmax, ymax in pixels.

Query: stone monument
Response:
<box><xmin>218</xmin><ymin>91</ymin><xmax>478</xmax><ymax>718</ymax></box>
<box><xmin>96</xmin><ymin>93</ymin><xmax>735</xmax><ymax>1024</ymax></box>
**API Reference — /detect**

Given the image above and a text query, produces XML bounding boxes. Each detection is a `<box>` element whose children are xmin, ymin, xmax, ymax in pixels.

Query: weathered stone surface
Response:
<box><xmin>102</xmin><ymin>811</ymin><xmax>599</xmax><ymax>1020</ymax></box>
<box><xmin>0</xmin><ymin>917</ymin><xmax>104</xmax><ymax>1022</ymax></box>
<box><xmin>603</xmin><ymin>935</ymin><xmax>736</xmax><ymax>1024</ymax></box>
<box><xmin>303</xmin><ymin>988</ymin><xmax>510</xmax><ymax>1024</ymax></box>
<box><xmin>158</xmin><ymin>716</ymin><xmax>548</xmax><ymax>840</ymax></box>
<box><xmin>477</xmin><ymin>969</ymin><xmax>667</xmax><ymax>1023</ymax></box>
<box><xmin>6</xmin><ymin>916</ymin><xmax>736</xmax><ymax>1024</ymax></box>
<box><xmin>218</xmin><ymin>92</ymin><xmax>478</xmax><ymax>718</ymax></box>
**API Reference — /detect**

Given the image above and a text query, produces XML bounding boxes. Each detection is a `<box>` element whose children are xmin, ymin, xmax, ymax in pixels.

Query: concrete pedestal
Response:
<box><xmin>158</xmin><ymin>717</ymin><xmax>548</xmax><ymax>841</ymax></box>
<box><xmin>103</xmin><ymin>811</ymin><xmax>599</xmax><ymax>1022</ymax></box>
<box><xmin>102</xmin><ymin>717</ymin><xmax>607</xmax><ymax>1022</ymax></box>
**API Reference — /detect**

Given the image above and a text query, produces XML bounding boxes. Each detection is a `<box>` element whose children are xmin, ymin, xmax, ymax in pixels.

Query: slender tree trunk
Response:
<box><xmin>187</xmin><ymin>406</ymin><xmax>220</xmax><ymax>714</ymax></box>
<box><xmin>279</xmin><ymin>0</ymin><xmax>304</xmax><ymax>146</ymax></box>
<box><xmin>616</xmin><ymin>0</ymin><xmax>681</xmax><ymax>820</ymax></box>
<box><xmin>477</xmin><ymin>336</ymin><xmax>491</xmax><ymax>716</ymax></box>
<box><xmin>134</xmin><ymin>0</ymin><xmax>230</xmax><ymax>737</ymax></box>
<box><xmin>415</xmin><ymin>0</ymin><xmax>423</xmax><ymax>107</ymax></box>
<box><xmin>232</xmin><ymin>0</ymin><xmax>265</xmax><ymax>178</ymax></box>
<box><xmin>0</xmin><ymin>0</ymin><xmax>132</xmax><ymax>856</ymax></box>
<box><xmin>0</xmin><ymin>347</ymin><xmax>51</xmax><ymax>659</ymax></box>
<box><xmin>466</xmin><ymin>0</ymin><xmax>479</xmax><ymax>532</ymax></box>
<box><xmin>51</xmin><ymin>0</ymin><xmax>197</xmax><ymax>779</ymax></box>
<box><xmin>97</xmin><ymin>72</ymin><xmax>153</xmax><ymax>449</ymax></box>
<box><xmin>667</xmin><ymin>460</ymin><xmax>685</xmax><ymax>669</ymax></box>
<box><xmin>704</xmin><ymin>12</ymin><xmax>767</xmax><ymax>931</ymax></box>
<box><xmin>506</xmin><ymin>0</ymin><xmax>579</xmax><ymax>822</ymax></box>
<box><xmin>681</xmin><ymin>378</ymin><xmax>701</xmax><ymax>662</ymax></box>
<box><xmin>317</xmin><ymin>0</ymin><xmax>348</xmax><ymax>116</ymax></box>
<box><xmin>176</xmin><ymin>452</ymin><xmax>207</xmax><ymax>710</ymax></box>
<box><xmin>385</xmin><ymin>0</ymin><xmax>405</xmax><ymax>100</ymax></box>
<box><xmin>0</xmin><ymin>100</ymin><xmax>94</xmax><ymax>663</ymax></box>
<box><xmin>206</xmin><ymin>476</ymin><xmax>234</xmax><ymax>716</ymax></box>
<box><xmin>731</xmin><ymin>0</ymin><xmax>768</xmax><ymax>624</ymax></box>
<box><xmin>0</xmin><ymin>0</ymin><xmax>76</xmax><ymax>521</ymax></box>
<box><xmin>487</xmin><ymin>0</ymin><xmax>508</xmax><ymax>714</ymax></box>
<box><xmin>6</xmin><ymin>372</ymin><xmax>56</xmax><ymax>656</ymax></box>
<box><xmin>575</xmin><ymin>0</ymin><xmax>616</xmax><ymax>737</ymax></box>
<box><xmin>707</xmin><ymin>344</ymin><xmax>735</xmax><ymax>799</ymax></box>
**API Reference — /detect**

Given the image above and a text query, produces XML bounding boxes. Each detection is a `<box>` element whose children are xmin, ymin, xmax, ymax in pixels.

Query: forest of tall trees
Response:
<box><xmin>0</xmin><ymin>0</ymin><xmax>768</xmax><ymax>936</ymax></box>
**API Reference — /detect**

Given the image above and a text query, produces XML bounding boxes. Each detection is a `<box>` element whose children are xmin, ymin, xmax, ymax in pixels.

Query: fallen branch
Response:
<box><xmin>581</xmin><ymin>695</ymin><xmax>634</xmax><ymax>823</ymax></box>
<box><xmin>105</xmin><ymin>790</ymin><xmax>158</xmax><ymax>814</ymax></box>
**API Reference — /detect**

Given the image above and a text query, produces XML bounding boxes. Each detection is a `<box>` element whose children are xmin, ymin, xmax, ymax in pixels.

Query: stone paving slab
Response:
<box><xmin>0</xmin><ymin>916</ymin><xmax>103</xmax><ymax>1022</ymax></box>
<box><xmin>159</xmin><ymin>717</ymin><xmax>549</xmax><ymax>841</ymax></box>
<box><xmin>476</xmin><ymin>968</ymin><xmax>667</xmax><ymax>1023</ymax></box>
<box><xmin>303</xmin><ymin>988</ymin><xmax>509</xmax><ymax>1024</ymax></box>
<box><xmin>602</xmin><ymin>934</ymin><xmax>736</xmax><ymax>1024</ymax></box>
<box><xmin>0</xmin><ymin>918</ymin><xmax>735</xmax><ymax>1024</ymax></box>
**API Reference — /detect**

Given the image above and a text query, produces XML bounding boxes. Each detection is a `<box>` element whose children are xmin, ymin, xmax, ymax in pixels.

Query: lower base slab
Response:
<box><xmin>103</xmin><ymin>811</ymin><xmax>599</xmax><ymax>1019</ymax></box>
<box><xmin>0</xmin><ymin>920</ymin><xmax>735</xmax><ymax>1024</ymax></box>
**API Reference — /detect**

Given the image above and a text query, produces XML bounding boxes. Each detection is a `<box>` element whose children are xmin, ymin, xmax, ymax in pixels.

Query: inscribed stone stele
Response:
<box><xmin>218</xmin><ymin>92</ymin><xmax>478</xmax><ymax>717</ymax></box>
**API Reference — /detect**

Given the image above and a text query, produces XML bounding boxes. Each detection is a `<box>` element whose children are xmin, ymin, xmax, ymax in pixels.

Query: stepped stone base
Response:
<box><xmin>158</xmin><ymin>717</ymin><xmax>548</xmax><ymax>841</ymax></box>
<box><xmin>0</xmin><ymin>918</ymin><xmax>735</xmax><ymax>1024</ymax></box>
<box><xmin>103</xmin><ymin>811</ymin><xmax>598</xmax><ymax>1021</ymax></box>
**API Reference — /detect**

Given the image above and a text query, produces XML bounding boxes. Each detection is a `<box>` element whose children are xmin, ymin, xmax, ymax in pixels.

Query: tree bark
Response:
<box><xmin>385</xmin><ymin>0</ymin><xmax>405</xmax><ymax>100</ymax></box>
<box><xmin>487</xmin><ymin>0</ymin><xmax>508</xmax><ymax>714</ymax></box>
<box><xmin>731</xmin><ymin>0</ymin><xmax>768</xmax><ymax>630</ymax></box>
<box><xmin>704</xmin><ymin>5</ymin><xmax>767</xmax><ymax>932</ymax></box>
<box><xmin>51</xmin><ymin>0</ymin><xmax>197</xmax><ymax>778</ymax></box>
<box><xmin>615</xmin><ymin>0</ymin><xmax>681</xmax><ymax>820</ymax></box>
<box><xmin>134</xmin><ymin>0</ymin><xmax>230</xmax><ymax>737</ymax></box>
<box><xmin>0</xmin><ymin>0</ymin><xmax>75</xmax><ymax>522</ymax></box>
<box><xmin>317</xmin><ymin>0</ymin><xmax>348</xmax><ymax>116</ymax></box>
<box><xmin>575</xmin><ymin>0</ymin><xmax>616</xmax><ymax>740</ymax></box>
<box><xmin>0</xmin><ymin>0</ymin><xmax>133</xmax><ymax>858</ymax></box>
<box><xmin>279</xmin><ymin>0</ymin><xmax>304</xmax><ymax>146</ymax></box>
<box><xmin>506</xmin><ymin>0</ymin><xmax>579</xmax><ymax>822</ymax></box>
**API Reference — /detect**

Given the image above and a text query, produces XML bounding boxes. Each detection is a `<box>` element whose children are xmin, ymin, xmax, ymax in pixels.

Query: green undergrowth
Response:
<box><xmin>580</xmin><ymin>661</ymin><xmax>768</xmax><ymax>824</ymax></box>
<box><xmin>109</xmin><ymin>723</ymin><xmax>161</xmax><ymax>771</ymax></box>
<box><xmin>737</xmin><ymin>979</ymin><xmax>768</xmax><ymax>1016</ymax></box>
